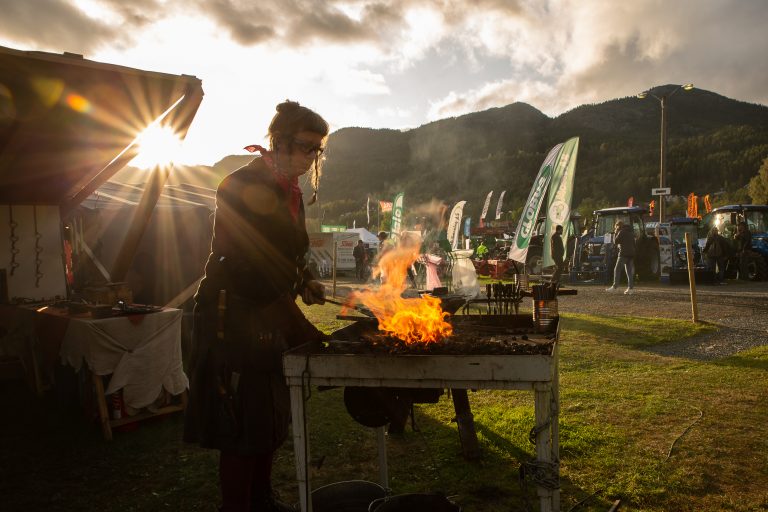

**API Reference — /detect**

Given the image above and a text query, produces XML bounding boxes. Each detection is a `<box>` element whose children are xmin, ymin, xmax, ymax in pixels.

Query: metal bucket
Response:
<box><xmin>532</xmin><ymin>299</ymin><xmax>558</xmax><ymax>333</ymax></box>
<box><xmin>369</xmin><ymin>493</ymin><xmax>461</xmax><ymax>512</ymax></box>
<box><xmin>311</xmin><ymin>480</ymin><xmax>387</xmax><ymax>512</ymax></box>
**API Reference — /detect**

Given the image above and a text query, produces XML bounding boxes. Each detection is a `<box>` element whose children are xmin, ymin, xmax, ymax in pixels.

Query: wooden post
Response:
<box><xmin>110</xmin><ymin>165</ymin><xmax>171</xmax><ymax>282</ymax></box>
<box><xmin>684</xmin><ymin>233</ymin><xmax>699</xmax><ymax>323</ymax></box>
<box><xmin>451</xmin><ymin>389</ymin><xmax>481</xmax><ymax>460</ymax></box>
<box><xmin>92</xmin><ymin>372</ymin><xmax>113</xmax><ymax>440</ymax></box>
<box><xmin>332</xmin><ymin>240</ymin><xmax>337</xmax><ymax>299</ymax></box>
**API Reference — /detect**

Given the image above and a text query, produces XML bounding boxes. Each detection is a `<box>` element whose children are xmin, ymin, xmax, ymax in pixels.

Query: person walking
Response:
<box><xmin>184</xmin><ymin>100</ymin><xmax>329</xmax><ymax>512</ymax></box>
<box><xmin>353</xmin><ymin>239</ymin><xmax>367</xmax><ymax>281</ymax></box>
<box><xmin>550</xmin><ymin>224</ymin><xmax>565</xmax><ymax>285</ymax></box>
<box><xmin>606</xmin><ymin>221</ymin><xmax>636</xmax><ymax>294</ymax></box>
<box><xmin>734</xmin><ymin>221</ymin><xmax>752</xmax><ymax>280</ymax></box>
<box><xmin>703</xmin><ymin>226</ymin><xmax>728</xmax><ymax>284</ymax></box>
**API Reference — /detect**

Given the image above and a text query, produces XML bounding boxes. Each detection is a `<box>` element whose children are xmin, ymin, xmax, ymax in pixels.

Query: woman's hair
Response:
<box><xmin>268</xmin><ymin>100</ymin><xmax>329</xmax><ymax>204</ymax></box>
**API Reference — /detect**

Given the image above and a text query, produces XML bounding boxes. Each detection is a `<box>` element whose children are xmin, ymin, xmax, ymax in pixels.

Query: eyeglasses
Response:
<box><xmin>291</xmin><ymin>137</ymin><xmax>324</xmax><ymax>156</ymax></box>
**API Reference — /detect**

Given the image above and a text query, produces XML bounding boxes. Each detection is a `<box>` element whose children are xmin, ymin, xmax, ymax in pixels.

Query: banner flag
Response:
<box><xmin>649</xmin><ymin>200</ymin><xmax>656</xmax><ymax>216</ymax></box>
<box><xmin>704</xmin><ymin>194</ymin><xmax>712</xmax><ymax>213</ymax></box>
<box><xmin>464</xmin><ymin>217</ymin><xmax>472</xmax><ymax>238</ymax></box>
<box><xmin>509</xmin><ymin>143</ymin><xmax>563</xmax><ymax>264</ymax></box>
<box><xmin>390</xmin><ymin>192</ymin><xmax>404</xmax><ymax>236</ymax></box>
<box><xmin>480</xmin><ymin>190</ymin><xmax>493</xmax><ymax>223</ymax></box>
<box><xmin>447</xmin><ymin>201</ymin><xmax>467</xmax><ymax>250</ymax></box>
<box><xmin>542</xmin><ymin>137</ymin><xmax>579</xmax><ymax>268</ymax></box>
<box><xmin>495</xmin><ymin>190</ymin><xmax>507</xmax><ymax>220</ymax></box>
<box><xmin>379</xmin><ymin>200</ymin><xmax>393</xmax><ymax>212</ymax></box>
<box><xmin>687</xmin><ymin>193</ymin><xmax>698</xmax><ymax>218</ymax></box>
<box><xmin>366</xmin><ymin>196</ymin><xmax>370</xmax><ymax>225</ymax></box>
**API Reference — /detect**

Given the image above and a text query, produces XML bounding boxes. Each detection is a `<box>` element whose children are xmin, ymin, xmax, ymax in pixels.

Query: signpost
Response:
<box><xmin>652</xmin><ymin>188</ymin><xmax>671</xmax><ymax>223</ymax></box>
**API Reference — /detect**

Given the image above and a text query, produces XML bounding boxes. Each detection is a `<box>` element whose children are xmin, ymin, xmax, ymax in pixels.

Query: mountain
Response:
<box><xmin>314</xmin><ymin>85</ymin><xmax>768</xmax><ymax>226</ymax></box>
<box><xmin>115</xmin><ymin>85</ymin><xmax>768</xmax><ymax>226</ymax></box>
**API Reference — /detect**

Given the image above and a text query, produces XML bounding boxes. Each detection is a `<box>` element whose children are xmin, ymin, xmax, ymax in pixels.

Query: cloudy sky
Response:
<box><xmin>2</xmin><ymin>0</ymin><xmax>766</xmax><ymax>166</ymax></box>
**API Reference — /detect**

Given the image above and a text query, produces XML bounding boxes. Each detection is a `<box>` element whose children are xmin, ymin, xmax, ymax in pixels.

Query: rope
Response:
<box><xmin>665</xmin><ymin>406</ymin><xmax>703</xmax><ymax>461</ymax></box>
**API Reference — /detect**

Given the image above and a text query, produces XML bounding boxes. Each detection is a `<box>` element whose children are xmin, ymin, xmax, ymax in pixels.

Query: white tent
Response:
<box><xmin>345</xmin><ymin>228</ymin><xmax>380</xmax><ymax>248</ymax></box>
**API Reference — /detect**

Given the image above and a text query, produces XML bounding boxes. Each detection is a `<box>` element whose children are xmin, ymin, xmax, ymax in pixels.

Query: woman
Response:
<box><xmin>184</xmin><ymin>101</ymin><xmax>329</xmax><ymax>512</ymax></box>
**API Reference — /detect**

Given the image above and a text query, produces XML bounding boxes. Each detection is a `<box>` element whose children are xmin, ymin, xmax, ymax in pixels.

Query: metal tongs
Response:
<box><xmin>324</xmin><ymin>297</ymin><xmax>376</xmax><ymax>318</ymax></box>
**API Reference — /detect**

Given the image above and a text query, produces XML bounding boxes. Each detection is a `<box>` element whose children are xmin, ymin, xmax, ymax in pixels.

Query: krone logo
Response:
<box><xmin>548</xmin><ymin>200</ymin><xmax>569</xmax><ymax>224</ymax></box>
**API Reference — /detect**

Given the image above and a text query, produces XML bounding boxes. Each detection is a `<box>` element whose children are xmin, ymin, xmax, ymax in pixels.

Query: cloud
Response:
<box><xmin>426</xmin><ymin>0</ymin><xmax>768</xmax><ymax>117</ymax></box>
<box><xmin>0</xmin><ymin>0</ymin><xmax>119</xmax><ymax>53</ymax></box>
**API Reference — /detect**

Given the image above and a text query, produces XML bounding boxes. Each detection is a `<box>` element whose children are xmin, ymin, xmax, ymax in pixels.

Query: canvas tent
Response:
<box><xmin>345</xmin><ymin>228</ymin><xmax>380</xmax><ymax>248</ymax></box>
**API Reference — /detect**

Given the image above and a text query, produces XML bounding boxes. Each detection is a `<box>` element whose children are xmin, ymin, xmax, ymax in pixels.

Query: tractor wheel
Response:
<box><xmin>744</xmin><ymin>251</ymin><xmax>768</xmax><ymax>281</ymax></box>
<box><xmin>525</xmin><ymin>248</ymin><xmax>543</xmax><ymax>275</ymax></box>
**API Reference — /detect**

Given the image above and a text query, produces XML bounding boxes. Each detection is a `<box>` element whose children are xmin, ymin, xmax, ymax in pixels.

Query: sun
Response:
<box><xmin>129</xmin><ymin>124</ymin><xmax>184</xmax><ymax>170</ymax></box>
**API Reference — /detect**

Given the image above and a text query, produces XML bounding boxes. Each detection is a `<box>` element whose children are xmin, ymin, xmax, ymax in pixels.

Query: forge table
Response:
<box><xmin>283</xmin><ymin>319</ymin><xmax>560</xmax><ymax>512</ymax></box>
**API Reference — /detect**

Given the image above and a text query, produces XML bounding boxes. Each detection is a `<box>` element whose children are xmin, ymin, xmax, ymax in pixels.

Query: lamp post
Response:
<box><xmin>638</xmin><ymin>83</ymin><xmax>694</xmax><ymax>223</ymax></box>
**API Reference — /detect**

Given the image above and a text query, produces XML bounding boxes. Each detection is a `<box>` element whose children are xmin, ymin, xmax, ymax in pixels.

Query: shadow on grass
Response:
<box><xmin>561</xmin><ymin>314</ymin><xmax>715</xmax><ymax>351</ymax></box>
<box><xmin>0</xmin><ymin>378</ymin><xmax>219</xmax><ymax>512</ymax></box>
<box><xmin>298</xmin><ymin>387</ymin><xmax>615</xmax><ymax>512</ymax></box>
<box><xmin>712</xmin><ymin>354</ymin><xmax>768</xmax><ymax>371</ymax></box>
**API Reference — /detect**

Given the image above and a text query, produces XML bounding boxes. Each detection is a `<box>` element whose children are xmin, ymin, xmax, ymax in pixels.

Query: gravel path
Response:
<box><xmin>554</xmin><ymin>281</ymin><xmax>768</xmax><ymax>360</ymax></box>
<box><xmin>326</xmin><ymin>277</ymin><xmax>768</xmax><ymax>361</ymax></box>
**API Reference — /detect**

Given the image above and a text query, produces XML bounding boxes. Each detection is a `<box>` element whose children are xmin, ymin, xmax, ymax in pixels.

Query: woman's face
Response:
<box><xmin>280</xmin><ymin>130</ymin><xmax>325</xmax><ymax>178</ymax></box>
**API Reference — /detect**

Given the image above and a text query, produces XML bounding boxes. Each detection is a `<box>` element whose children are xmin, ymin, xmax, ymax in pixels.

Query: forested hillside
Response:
<box><xmin>115</xmin><ymin>85</ymin><xmax>768</xmax><ymax>228</ymax></box>
<box><xmin>315</xmin><ymin>85</ymin><xmax>768</xmax><ymax>227</ymax></box>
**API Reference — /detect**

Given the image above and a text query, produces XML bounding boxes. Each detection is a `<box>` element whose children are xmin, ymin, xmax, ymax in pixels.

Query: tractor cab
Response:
<box><xmin>657</xmin><ymin>217</ymin><xmax>709</xmax><ymax>284</ymax></box>
<box><xmin>699</xmin><ymin>205</ymin><xmax>768</xmax><ymax>280</ymax></box>
<box><xmin>571</xmin><ymin>206</ymin><xmax>659</xmax><ymax>284</ymax></box>
<box><xmin>523</xmin><ymin>212</ymin><xmax>583</xmax><ymax>275</ymax></box>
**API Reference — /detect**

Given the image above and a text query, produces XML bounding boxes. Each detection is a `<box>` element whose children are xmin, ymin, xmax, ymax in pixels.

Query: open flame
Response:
<box><xmin>349</xmin><ymin>241</ymin><xmax>452</xmax><ymax>344</ymax></box>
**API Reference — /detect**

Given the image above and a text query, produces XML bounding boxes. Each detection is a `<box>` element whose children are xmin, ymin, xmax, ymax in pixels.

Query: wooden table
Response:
<box><xmin>33</xmin><ymin>305</ymin><xmax>189</xmax><ymax>439</ymax></box>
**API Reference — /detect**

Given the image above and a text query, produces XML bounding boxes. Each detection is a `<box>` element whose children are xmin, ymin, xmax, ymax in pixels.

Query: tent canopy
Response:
<box><xmin>345</xmin><ymin>227</ymin><xmax>379</xmax><ymax>246</ymax></box>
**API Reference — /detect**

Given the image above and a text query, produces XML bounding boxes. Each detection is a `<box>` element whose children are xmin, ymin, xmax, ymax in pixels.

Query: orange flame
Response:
<box><xmin>350</xmin><ymin>240</ymin><xmax>452</xmax><ymax>344</ymax></box>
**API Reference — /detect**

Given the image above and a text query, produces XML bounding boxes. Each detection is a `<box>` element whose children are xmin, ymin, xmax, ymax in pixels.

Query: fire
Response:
<box><xmin>350</xmin><ymin>240</ymin><xmax>453</xmax><ymax>344</ymax></box>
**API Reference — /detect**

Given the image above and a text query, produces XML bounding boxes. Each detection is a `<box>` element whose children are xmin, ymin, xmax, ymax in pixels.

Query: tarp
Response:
<box><xmin>345</xmin><ymin>227</ymin><xmax>380</xmax><ymax>247</ymax></box>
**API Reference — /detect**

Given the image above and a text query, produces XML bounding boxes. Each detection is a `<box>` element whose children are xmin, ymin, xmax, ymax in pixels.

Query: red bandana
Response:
<box><xmin>244</xmin><ymin>145</ymin><xmax>302</xmax><ymax>222</ymax></box>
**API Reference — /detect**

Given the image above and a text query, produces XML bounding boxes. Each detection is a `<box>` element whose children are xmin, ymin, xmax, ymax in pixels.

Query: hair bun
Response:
<box><xmin>276</xmin><ymin>100</ymin><xmax>300</xmax><ymax>113</ymax></box>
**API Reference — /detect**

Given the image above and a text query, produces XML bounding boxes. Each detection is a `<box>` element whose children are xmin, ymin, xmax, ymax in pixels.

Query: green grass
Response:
<box><xmin>2</xmin><ymin>308</ymin><xmax>767</xmax><ymax>511</ymax></box>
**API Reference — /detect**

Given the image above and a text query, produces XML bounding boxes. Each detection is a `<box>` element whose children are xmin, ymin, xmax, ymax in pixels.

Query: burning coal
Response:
<box><xmin>349</xmin><ymin>239</ymin><xmax>452</xmax><ymax>344</ymax></box>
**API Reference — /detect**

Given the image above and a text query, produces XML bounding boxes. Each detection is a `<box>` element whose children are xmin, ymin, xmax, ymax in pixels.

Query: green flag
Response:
<box><xmin>543</xmin><ymin>137</ymin><xmax>580</xmax><ymax>267</ymax></box>
<box><xmin>509</xmin><ymin>143</ymin><xmax>562</xmax><ymax>263</ymax></box>
<box><xmin>390</xmin><ymin>192</ymin><xmax>404</xmax><ymax>236</ymax></box>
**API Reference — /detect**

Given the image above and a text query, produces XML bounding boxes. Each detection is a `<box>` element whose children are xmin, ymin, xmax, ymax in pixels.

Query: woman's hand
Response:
<box><xmin>302</xmin><ymin>280</ymin><xmax>326</xmax><ymax>305</ymax></box>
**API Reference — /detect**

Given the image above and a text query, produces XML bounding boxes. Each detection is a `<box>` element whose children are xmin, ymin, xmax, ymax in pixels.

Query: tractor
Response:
<box><xmin>655</xmin><ymin>217</ymin><xmax>711</xmax><ymax>284</ymax></box>
<box><xmin>570</xmin><ymin>206</ymin><xmax>660</xmax><ymax>284</ymax></box>
<box><xmin>523</xmin><ymin>213</ymin><xmax>583</xmax><ymax>275</ymax></box>
<box><xmin>698</xmin><ymin>204</ymin><xmax>768</xmax><ymax>281</ymax></box>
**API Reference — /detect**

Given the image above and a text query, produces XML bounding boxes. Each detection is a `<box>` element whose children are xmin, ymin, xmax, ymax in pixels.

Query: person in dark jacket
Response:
<box><xmin>606</xmin><ymin>221</ymin><xmax>636</xmax><ymax>294</ymax></box>
<box><xmin>184</xmin><ymin>100</ymin><xmax>329</xmax><ymax>512</ymax></box>
<box><xmin>734</xmin><ymin>221</ymin><xmax>752</xmax><ymax>280</ymax></box>
<box><xmin>550</xmin><ymin>224</ymin><xmax>565</xmax><ymax>284</ymax></box>
<box><xmin>353</xmin><ymin>240</ymin><xmax>367</xmax><ymax>280</ymax></box>
<box><xmin>703</xmin><ymin>226</ymin><xmax>728</xmax><ymax>284</ymax></box>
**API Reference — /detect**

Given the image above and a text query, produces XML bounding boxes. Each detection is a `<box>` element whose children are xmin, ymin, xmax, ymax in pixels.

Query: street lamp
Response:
<box><xmin>638</xmin><ymin>83</ymin><xmax>694</xmax><ymax>223</ymax></box>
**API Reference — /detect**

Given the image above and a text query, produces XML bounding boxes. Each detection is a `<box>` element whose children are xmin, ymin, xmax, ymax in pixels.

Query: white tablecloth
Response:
<box><xmin>59</xmin><ymin>308</ymin><xmax>189</xmax><ymax>409</ymax></box>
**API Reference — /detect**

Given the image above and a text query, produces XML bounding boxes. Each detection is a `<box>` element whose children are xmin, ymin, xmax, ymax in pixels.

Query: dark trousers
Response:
<box><xmin>219</xmin><ymin>451</ymin><xmax>273</xmax><ymax>512</ymax></box>
<box><xmin>355</xmin><ymin>259</ymin><xmax>365</xmax><ymax>279</ymax></box>
<box><xmin>551</xmin><ymin>259</ymin><xmax>564</xmax><ymax>284</ymax></box>
<box><xmin>707</xmin><ymin>256</ymin><xmax>726</xmax><ymax>282</ymax></box>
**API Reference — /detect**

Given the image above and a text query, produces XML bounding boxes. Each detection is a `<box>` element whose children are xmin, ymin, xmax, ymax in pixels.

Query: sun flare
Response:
<box><xmin>129</xmin><ymin>124</ymin><xmax>183</xmax><ymax>170</ymax></box>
